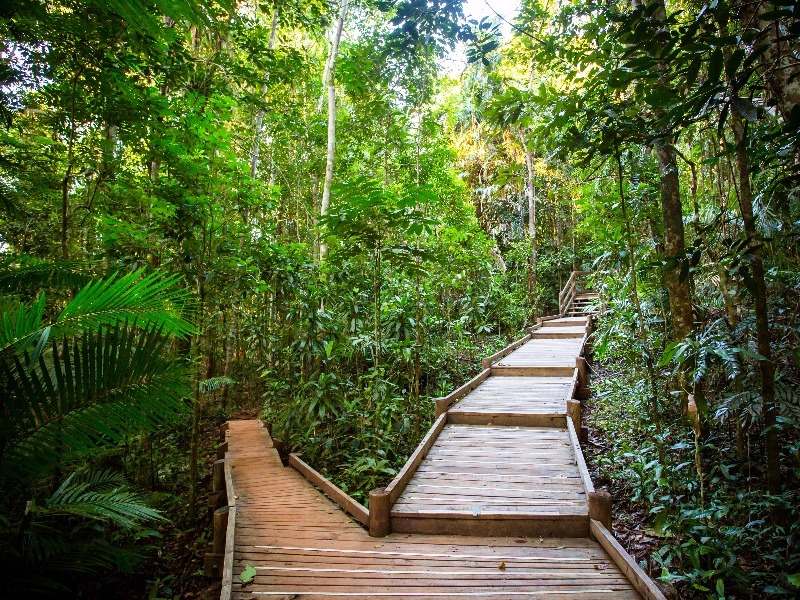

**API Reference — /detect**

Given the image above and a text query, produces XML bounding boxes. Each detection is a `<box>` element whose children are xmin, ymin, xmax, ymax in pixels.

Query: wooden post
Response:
<box><xmin>580</xmin><ymin>425</ymin><xmax>589</xmax><ymax>444</ymax></box>
<box><xmin>589</xmin><ymin>490</ymin><xmax>612</xmax><ymax>533</ymax></box>
<box><xmin>368</xmin><ymin>488</ymin><xmax>391</xmax><ymax>537</ymax></box>
<box><xmin>272</xmin><ymin>438</ymin><xmax>289</xmax><ymax>465</ymax></box>
<box><xmin>567</xmin><ymin>400</ymin><xmax>581</xmax><ymax>434</ymax></box>
<box><xmin>204</xmin><ymin>506</ymin><xmax>229</xmax><ymax>577</ymax></box>
<box><xmin>213</xmin><ymin>506</ymin><xmax>229</xmax><ymax>554</ymax></box>
<box><xmin>212</xmin><ymin>459</ymin><xmax>225</xmax><ymax>492</ymax></box>
<box><xmin>577</xmin><ymin>357</ymin><xmax>589</xmax><ymax>400</ymax></box>
<box><xmin>435</xmin><ymin>398</ymin><xmax>449</xmax><ymax>418</ymax></box>
<box><xmin>218</xmin><ymin>422</ymin><xmax>229</xmax><ymax>443</ymax></box>
<box><xmin>216</xmin><ymin>441</ymin><xmax>228</xmax><ymax>460</ymax></box>
<box><xmin>208</xmin><ymin>459</ymin><xmax>227</xmax><ymax>510</ymax></box>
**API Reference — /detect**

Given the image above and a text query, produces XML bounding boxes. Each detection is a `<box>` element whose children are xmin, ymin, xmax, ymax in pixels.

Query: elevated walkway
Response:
<box><xmin>208</xmin><ymin>271</ymin><xmax>667</xmax><ymax>600</ymax></box>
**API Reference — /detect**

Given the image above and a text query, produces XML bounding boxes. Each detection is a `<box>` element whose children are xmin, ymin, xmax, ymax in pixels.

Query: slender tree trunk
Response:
<box><xmin>729</xmin><ymin>102</ymin><xmax>781</xmax><ymax>497</ymax></box>
<box><xmin>657</xmin><ymin>142</ymin><xmax>694</xmax><ymax>340</ymax></box>
<box><xmin>250</xmin><ymin>8</ymin><xmax>280</xmax><ymax>180</ymax></box>
<box><xmin>319</xmin><ymin>0</ymin><xmax>348</xmax><ymax>262</ymax></box>
<box><xmin>631</xmin><ymin>0</ymin><xmax>694</xmax><ymax>341</ymax></box>
<box><xmin>519</xmin><ymin>128</ymin><xmax>537</xmax><ymax>317</ymax></box>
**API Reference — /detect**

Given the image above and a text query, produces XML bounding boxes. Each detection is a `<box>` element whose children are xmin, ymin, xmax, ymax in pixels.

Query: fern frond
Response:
<box><xmin>199</xmin><ymin>376</ymin><xmax>235</xmax><ymax>393</ymax></box>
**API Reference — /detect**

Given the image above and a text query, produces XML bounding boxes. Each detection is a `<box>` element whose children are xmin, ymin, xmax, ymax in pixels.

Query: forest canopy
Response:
<box><xmin>1</xmin><ymin>0</ymin><xmax>799</xmax><ymax>597</ymax></box>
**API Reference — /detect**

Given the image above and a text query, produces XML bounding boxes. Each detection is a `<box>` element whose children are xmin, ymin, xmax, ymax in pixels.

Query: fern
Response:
<box><xmin>199</xmin><ymin>375</ymin><xmax>235</xmax><ymax>393</ymax></box>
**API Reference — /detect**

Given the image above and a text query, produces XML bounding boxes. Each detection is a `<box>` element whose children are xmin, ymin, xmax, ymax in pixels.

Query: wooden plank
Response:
<box><xmin>220</xmin><ymin>459</ymin><xmax>237</xmax><ymax>600</ymax></box>
<box><xmin>289</xmin><ymin>453</ymin><xmax>369</xmax><ymax>526</ymax></box>
<box><xmin>391</xmin><ymin>514</ymin><xmax>590</xmax><ymax>538</ymax></box>
<box><xmin>590</xmin><ymin>519</ymin><xmax>666</xmax><ymax>600</ymax></box>
<box><xmin>220</xmin><ymin>505</ymin><xmax>236</xmax><ymax>600</ymax></box>
<box><xmin>385</xmin><ymin>413</ymin><xmax>447</xmax><ymax>504</ymax></box>
<box><xmin>532</xmin><ymin>331</ymin><xmax>586</xmax><ymax>339</ymax></box>
<box><xmin>481</xmin><ymin>333</ymin><xmax>532</xmax><ymax>370</ymax></box>
<box><xmin>446</xmin><ymin>412</ymin><xmax>566</xmax><ymax>428</ymax></box>
<box><xmin>491</xmin><ymin>366</ymin><xmax>575</xmax><ymax>376</ymax></box>
<box><xmin>434</xmin><ymin>368</ymin><xmax>491</xmax><ymax>417</ymax></box>
<box><xmin>567</xmin><ymin>418</ymin><xmax>595</xmax><ymax>495</ymax></box>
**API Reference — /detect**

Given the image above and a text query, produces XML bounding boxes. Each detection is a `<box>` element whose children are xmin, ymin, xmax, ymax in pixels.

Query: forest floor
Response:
<box><xmin>100</xmin><ymin>395</ymin><xmax>262</xmax><ymax>600</ymax></box>
<box><xmin>582</xmin><ymin>362</ymin><xmax>669</xmax><ymax>589</ymax></box>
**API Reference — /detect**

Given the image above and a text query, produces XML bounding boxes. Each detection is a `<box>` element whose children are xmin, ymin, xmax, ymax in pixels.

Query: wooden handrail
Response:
<box><xmin>590</xmin><ymin>520</ymin><xmax>668</xmax><ymax>600</ymax></box>
<box><xmin>559</xmin><ymin>270</ymin><xmax>591</xmax><ymax>315</ymax></box>
<box><xmin>289</xmin><ymin>453</ymin><xmax>370</xmax><ymax>526</ymax></box>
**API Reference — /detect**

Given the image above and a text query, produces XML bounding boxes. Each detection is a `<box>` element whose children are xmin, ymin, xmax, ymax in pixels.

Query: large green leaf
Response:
<box><xmin>0</xmin><ymin>270</ymin><xmax>197</xmax><ymax>354</ymax></box>
<box><xmin>0</xmin><ymin>323</ymin><xmax>191</xmax><ymax>481</ymax></box>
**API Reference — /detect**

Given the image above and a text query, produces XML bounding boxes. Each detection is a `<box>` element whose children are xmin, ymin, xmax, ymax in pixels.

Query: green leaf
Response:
<box><xmin>707</xmin><ymin>48</ymin><xmax>723</xmax><ymax>85</ymax></box>
<box><xmin>239</xmin><ymin>565</ymin><xmax>257</xmax><ymax>585</ymax></box>
<box><xmin>787</xmin><ymin>574</ymin><xmax>800</xmax><ymax>588</ymax></box>
<box><xmin>0</xmin><ymin>324</ymin><xmax>191</xmax><ymax>482</ymax></box>
<box><xmin>738</xmin><ymin>347</ymin><xmax>766</xmax><ymax>361</ymax></box>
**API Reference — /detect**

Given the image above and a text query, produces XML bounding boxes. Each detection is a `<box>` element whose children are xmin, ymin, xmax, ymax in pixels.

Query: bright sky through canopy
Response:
<box><xmin>444</xmin><ymin>0</ymin><xmax>521</xmax><ymax>74</ymax></box>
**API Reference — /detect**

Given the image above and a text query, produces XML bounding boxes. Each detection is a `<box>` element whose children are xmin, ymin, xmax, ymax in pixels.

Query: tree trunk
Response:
<box><xmin>657</xmin><ymin>141</ymin><xmax>694</xmax><ymax>340</ymax></box>
<box><xmin>737</xmin><ymin>1</ymin><xmax>800</xmax><ymax>125</ymax></box>
<box><xmin>729</xmin><ymin>102</ymin><xmax>781</xmax><ymax>497</ymax></box>
<box><xmin>319</xmin><ymin>0</ymin><xmax>348</xmax><ymax>262</ymax></box>
<box><xmin>630</xmin><ymin>0</ymin><xmax>695</xmax><ymax>341</ymax></box>
<box><xmin>519</xmin><ymin>128</ymin><xmax>537</xmax><ymax>316</ymax></box>
<box><xmin>249</xmin><ymin>8</ymin><xmax>280</xmax><ymax>180</ymax></box>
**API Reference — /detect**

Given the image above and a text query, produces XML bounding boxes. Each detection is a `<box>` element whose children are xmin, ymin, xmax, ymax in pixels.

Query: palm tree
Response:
<box><xmin>0</xmin><ymin>262</ymin><xmax>196</xmax><ymax>595</ymax></box>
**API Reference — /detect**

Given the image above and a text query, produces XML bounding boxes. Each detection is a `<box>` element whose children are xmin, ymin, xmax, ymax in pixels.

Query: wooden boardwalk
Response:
<box><xmin>209</xmin><ymin>280</ymin><xmax>666</xmax><ymax>600</ymax></box>
<box><xmin>217</xmin><ymin>420</ymin><xmax>643</xmax><ymax>599</ymax></box>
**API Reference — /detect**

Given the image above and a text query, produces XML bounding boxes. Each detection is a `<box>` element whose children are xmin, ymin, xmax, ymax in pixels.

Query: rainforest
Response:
<box><xmin>1</xmin><ymin>0</ymin><xmax>799</xmax><ymax>598</ymax></box>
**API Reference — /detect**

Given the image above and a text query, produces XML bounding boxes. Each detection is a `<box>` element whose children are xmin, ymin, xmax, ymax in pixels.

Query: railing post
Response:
<box><xmin>589</xmin><ymin>490</ymin><xmax>613</xmax><ymax>534</ymax></box>
<box><xmin>368</xmin><ymin>488</ymin><xmax>391</xmax><ymax>537</ymax></box>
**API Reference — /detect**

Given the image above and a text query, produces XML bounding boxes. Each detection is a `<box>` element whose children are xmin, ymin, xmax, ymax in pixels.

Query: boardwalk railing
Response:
<box><xmin>558</xmin><ymin>269</ymin><xmax>591</xmax><ymax>315</ymax></box>
<box><xmin>213</xmin><ymin>291</ymin><xmax>670</xmax><ymax>599</ymax></box>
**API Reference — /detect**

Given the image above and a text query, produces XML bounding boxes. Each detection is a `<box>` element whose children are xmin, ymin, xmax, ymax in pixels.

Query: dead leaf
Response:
<box><xmin>595</xmin><ymin>563</ymin><xmax>609</xmax><ymax>570</ymax></box>
<box><xmin>498</xmin><ymin>562</ymin><xmax>507</xmax><ymax>570</ymax></box>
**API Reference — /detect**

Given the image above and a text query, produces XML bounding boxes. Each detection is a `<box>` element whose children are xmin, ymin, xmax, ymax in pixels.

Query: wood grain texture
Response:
<box><xmin>218</xmin><ymin>302</ymin><xmax>664</xmax><ymax>600</ymax></box>
<box><xmin>289</xmin><ymin>453</ymin><xmax>369</xmax><ymax>526</ymax></box>
<box><xmin>222</xmin><ymin>420</ymin><xmax>645</xmax><ymax>599</ymax></box>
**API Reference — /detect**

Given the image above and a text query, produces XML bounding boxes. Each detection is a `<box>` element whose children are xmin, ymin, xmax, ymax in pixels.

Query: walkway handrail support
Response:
<box><xmin>559</xmin><ymin>270</ymin><xmax>591</xmax><ymax>315</ymax></box>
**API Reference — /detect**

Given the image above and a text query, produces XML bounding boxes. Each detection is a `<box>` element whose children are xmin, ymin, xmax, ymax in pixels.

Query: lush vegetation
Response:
<box><xmin>1</xmin><ymin>0</ymin><xmax>798</xmax><ymax>597</ymax></box>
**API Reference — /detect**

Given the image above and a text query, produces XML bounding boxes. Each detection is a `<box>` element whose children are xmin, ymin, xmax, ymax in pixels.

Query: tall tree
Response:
<box><xmin>319</xmin><ymin>0</ymin><xmax>349</xmax><ymax>262</ymax></box>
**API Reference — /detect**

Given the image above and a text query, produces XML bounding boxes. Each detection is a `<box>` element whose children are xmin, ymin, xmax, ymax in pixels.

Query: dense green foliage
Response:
<box><xmin>1</xmin><ymin>0</ymin><xmax>799</xmax><ymax>597</ymax></box>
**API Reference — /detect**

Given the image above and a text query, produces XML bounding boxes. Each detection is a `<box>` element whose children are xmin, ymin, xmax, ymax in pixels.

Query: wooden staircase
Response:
<box><xmin>559</xmin><ymin>271</ymin><xmax>600</xmax><ymax>316</ymax></box>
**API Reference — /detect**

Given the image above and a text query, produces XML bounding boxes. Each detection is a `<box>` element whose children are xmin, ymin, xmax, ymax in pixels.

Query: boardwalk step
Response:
<box><xmin>391</xmin><ymin>425</ymin><xmax>590</xmax><ymax>538</ymax></box>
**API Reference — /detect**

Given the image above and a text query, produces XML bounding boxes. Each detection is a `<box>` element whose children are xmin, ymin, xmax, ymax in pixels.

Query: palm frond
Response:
<box><xmin>0</xmin><ymin>269</ymin><xmax>197</xmax><ymax>353</ymax></box>
<box><xmin>0</xmin><ymin>293</ymin><xmax>47</xmax><ymax>353</ymax></box>
<box><xmin>0</xmin><ymin>323</ymin><xmax>191</xmax><ymax>482</ymax></box>
<box><xmin>39</xmin><ymin>470</ymin><xmax>164</xmax><ymax>529</ymax></box>
<box><xmin>57</xmin><ymin>270</ymin><xmax>196</xmax><ymax>338</ymax></box>
<box><xmin>0</xmin><ymin>256</ymin><xmax>94</xmax><ymax>293</ymax></box>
